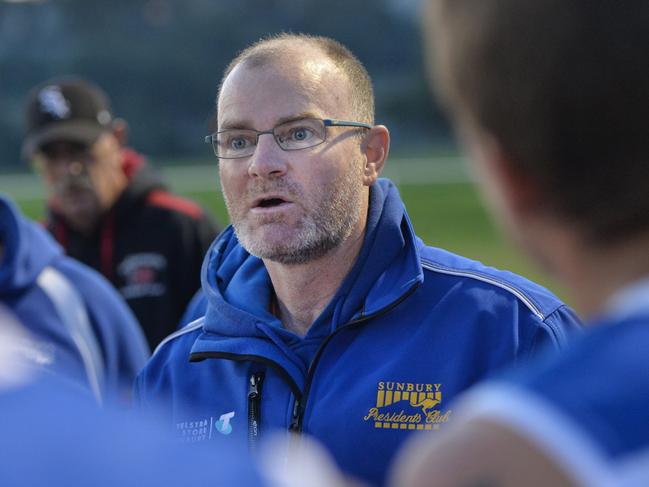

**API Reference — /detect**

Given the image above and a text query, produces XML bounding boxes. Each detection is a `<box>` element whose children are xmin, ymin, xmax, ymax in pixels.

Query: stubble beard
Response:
<box><xmin>223</xmin><ymin>168</ymin><xmax>364</xmax><ymax>265</ymax></box>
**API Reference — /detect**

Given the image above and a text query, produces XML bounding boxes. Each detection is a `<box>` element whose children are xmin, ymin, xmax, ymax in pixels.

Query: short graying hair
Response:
<box><xmin>216</xmin><ymin>33</ymin><xmax>374</xmax><ymax>125</ymax></box>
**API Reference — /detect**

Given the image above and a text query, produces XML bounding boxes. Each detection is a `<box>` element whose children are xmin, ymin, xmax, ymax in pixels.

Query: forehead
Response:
<box><xmin>217</xmin><ymin>55</ymin><xmax>351</xmax><ymax>129</ymax></box>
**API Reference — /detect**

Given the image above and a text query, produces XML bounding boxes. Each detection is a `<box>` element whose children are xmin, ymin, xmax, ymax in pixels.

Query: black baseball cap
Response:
<box><xmin>23</xmin><ymin>77</ymin><xmax>113</xmax><ymax>157</ymax></box>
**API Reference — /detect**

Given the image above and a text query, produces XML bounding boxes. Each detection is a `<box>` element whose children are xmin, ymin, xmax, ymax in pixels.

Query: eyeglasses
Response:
<box><xmin>204</xmin><ymin>118</ymin><xmax>372</xmax><ymax>159</ymax></box>
<box><xmin>32</xmin><ymin>141</ymin><xmax>95</xmax><ymax>173</ymax></box>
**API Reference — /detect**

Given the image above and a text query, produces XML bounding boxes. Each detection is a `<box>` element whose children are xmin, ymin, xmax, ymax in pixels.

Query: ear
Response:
<box><xmin>110</xmin><ymin>118</ymin><xmax>129</xmax><ymax>146</ymax></box>
<box><xmin>361</xmin><ymin>125</ymin><xmax>390</xmax><ymax>186</ymax></box>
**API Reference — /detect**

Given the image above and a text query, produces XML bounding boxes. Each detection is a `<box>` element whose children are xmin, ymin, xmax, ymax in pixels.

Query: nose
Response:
<box><xmin>247</xmin><ymin>133</ymin><xmax>288</xmax><ymax>179</ymax></box>
<box><xmin>65</xmin><ymin>161</ymin><xmax>85</xmax><ymax>176</ymax></box>
<box><xmin>42</xmin><ymin>155</ymin><xmax>87</xmax><ymax>183</ymax></box>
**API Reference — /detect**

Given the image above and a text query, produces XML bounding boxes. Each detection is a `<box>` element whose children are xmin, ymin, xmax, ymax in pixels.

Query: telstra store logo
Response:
<box><xmin>215</xmin><ymin>411</ymin><xmax>235</xmax><ymax>435</ymax></box>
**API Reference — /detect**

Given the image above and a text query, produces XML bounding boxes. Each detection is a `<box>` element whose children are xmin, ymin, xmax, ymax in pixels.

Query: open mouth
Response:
<box><xmin>257</xmin><ymin>198</ymin><xmax>287</xmax><ymax>208</ymax></box>
<box><xmin>252</xmin><ymin>194</ymin><xmax>293</xmax><ymax>210</ymax></box>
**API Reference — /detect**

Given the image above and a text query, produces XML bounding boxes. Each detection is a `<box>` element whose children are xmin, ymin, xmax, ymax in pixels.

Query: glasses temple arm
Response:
<box><xmin>323</xmin><ymin>119</ymin><xmax>373</xmax><ymax>129</ymax></box>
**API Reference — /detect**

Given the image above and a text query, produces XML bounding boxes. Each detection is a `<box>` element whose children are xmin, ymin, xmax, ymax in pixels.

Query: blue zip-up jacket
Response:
<box><xmin>0</xmin><ymin>321</ymin><xmax>263</xmax><ymax>487</ymax></box>
<box><xmin>0</xmin><ymin>195</ymin><xmax>149</xmax><ymax>400</ymax></box>
<box><xmin>136</xmin><ymin>179</ymin><xmax>580</xmax><ymax>486</ymax></box>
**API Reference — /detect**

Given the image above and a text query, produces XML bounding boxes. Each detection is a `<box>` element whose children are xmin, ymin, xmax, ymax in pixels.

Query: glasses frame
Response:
<box><xmin>32</xmin><ymin>141</ymin><xmax>97</xmax><ymax>174</ymax></box>
<box><xmin>204</xmin><ymin>118</ymin><xmax>373</xmax><ymax>159</ymax></box>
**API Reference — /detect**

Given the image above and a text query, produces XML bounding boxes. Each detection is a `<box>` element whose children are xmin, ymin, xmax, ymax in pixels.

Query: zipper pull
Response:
<box><xmin>248</xmin><ymin>372</ymin><xmax>264</xmax><ymax>452</ymax></box>
<box><xmin>289</xmin><ymin>398</ymin><xmax>301</xmax><ymax>432</ymax></box>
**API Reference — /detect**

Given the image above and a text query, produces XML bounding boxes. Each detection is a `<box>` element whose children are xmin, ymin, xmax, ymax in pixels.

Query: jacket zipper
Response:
<box><xmin>189</xmin><ymin>353</ymin><xmax>302</xmax><ymax>433</ymax></box>
<box><xmin>248</xmin><ymin>372</ymin><xmax>264</xmax><ymax>452</ymax></box>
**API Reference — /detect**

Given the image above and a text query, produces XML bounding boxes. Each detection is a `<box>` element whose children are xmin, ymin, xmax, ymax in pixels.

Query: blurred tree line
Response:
<box><xmin>0</xmin><ymin>0</ymin><xmax>452</xmax><ymax>168</ymax></box>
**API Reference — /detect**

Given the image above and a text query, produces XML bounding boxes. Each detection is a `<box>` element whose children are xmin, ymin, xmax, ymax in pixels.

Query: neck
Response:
<box><xmin>265</xmin><ymin>223</ymin><xmax>366</xmax><ymax>337</ymax></box>
<box><xmin>561</xmin><ymin>233</ymin><xmax>649</xmax><ymax>320</ymax></box>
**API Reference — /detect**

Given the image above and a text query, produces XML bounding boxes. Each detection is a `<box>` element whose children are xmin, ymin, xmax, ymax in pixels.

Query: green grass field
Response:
<box><xmin>8</xmin><ymin>174</ymin><xmax>568</xmax><ymax>304</ymax></box>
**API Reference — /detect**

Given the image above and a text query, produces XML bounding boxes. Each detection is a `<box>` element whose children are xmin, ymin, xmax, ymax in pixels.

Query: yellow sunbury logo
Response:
<box><xmin>363</xmin><ymin>381</ymin><xmax>452</xmax><ymax>431</ymax></box>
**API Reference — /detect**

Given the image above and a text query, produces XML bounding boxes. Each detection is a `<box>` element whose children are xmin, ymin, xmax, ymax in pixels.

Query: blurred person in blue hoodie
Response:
<box><xmin>0</xmin><ymin>193</ymin><xmax>148</xmax><ymax>401</ymax></box>
<box><xmin>0</xmin><ymin>305</ymin><xmax>265</xmax><ymax>487</ymax></box>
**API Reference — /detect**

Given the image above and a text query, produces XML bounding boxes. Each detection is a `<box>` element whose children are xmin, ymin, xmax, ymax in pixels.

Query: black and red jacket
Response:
<box><xmin>46</xmin><ymin>149</ymin><xmax>221</xmax><ymax>350</ymax></box>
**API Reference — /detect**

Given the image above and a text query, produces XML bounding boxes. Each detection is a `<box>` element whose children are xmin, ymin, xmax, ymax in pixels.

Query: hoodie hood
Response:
<box><xmin>200</xmin><ymin>178</ymin><xmax>423</xmax><ymax>340</ymax></box>
<box><xmin>0</xmin><ymin>196</ymin><xmax>61</xmax><ymax>295</ymax></box>
<box><xmin>110</xmin><ymin>149</ymin><xmax>167</xmax><ymax>220</ymax></box>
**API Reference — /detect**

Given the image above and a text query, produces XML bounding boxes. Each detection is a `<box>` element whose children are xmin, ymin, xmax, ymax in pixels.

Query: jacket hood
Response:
<box><xmin>200</xmin><ymin>178</ymin><xmax>423</xmax><ymax>340</ymax></box>
<box><xmin>111</xmin><ymin>149</ymin><xmax>167</xmax><ymax>219</ymax></box>
<box><xmin>0</xmin><ymin>196</ymin><xmax>61</xmax><ymax>295</ymax></box>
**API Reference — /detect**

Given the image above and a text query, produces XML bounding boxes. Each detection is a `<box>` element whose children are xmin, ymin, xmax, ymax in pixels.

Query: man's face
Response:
<box><xmin>217</xmin><ymin>58</ymin><xmax>368</xmax><ymax>265</ymax></box>
<box><xmin>33</xmin><ymin>133</ymin><xmax>123</xmax><ymax>232</ymax></box>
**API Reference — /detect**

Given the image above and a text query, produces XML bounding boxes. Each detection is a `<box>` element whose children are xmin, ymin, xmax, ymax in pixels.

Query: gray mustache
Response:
<box><xmin>245</xmin><ymin>180</ymin><xmax>301</xmax><ymax>200</ymax></box>
<box><xmin>55</xmin><ymin>175</ymin><xmax>94</xmax><ymax>195</ymax></box>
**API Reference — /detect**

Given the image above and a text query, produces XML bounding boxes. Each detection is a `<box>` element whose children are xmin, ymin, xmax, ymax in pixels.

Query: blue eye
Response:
<box><xmin>230</xmin><ymin>138</ymin><xmax>249</xmax><ymax>150</ymax></box>
<box><xmin>291</xmin><ymin>127</ymin><xmax>312</xmax><ymax>141</ymax></box>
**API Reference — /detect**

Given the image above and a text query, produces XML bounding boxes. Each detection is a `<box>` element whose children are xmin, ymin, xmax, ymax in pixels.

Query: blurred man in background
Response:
<box><xmin>390</xmin><ymin>1</ymin><xmax>649</xmax><ymax>486</ymax></box>
<box><xmin>0</xmin><ymin>193</ymin><xmax>148</xmax><ymax>401</ymax></box>
<box><xmin>23</xmin><ymin>77</ymin><xmax>221</xmax><ymax>349</ymax></box>
<box><xmin>136</xmin><ymin>33</ymin><xmax>580</xmax><ymax>486</ymax></box>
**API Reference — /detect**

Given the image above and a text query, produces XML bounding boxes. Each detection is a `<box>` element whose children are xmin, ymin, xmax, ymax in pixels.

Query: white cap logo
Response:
<box><xmin>38</xmin><ymin>85</ymin><xmax>71</xmax><ymax>119</ymax></box>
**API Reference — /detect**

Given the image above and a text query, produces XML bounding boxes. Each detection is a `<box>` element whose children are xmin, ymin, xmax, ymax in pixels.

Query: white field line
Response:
<box><xmin>0</xmin><ymin>156</ymin><xmax>471</xmax><ymax>200</ymax></box>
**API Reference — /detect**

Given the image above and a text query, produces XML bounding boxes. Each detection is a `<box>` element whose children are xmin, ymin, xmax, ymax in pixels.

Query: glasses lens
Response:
<box><xmin>215</xmin><ymin>130</ymin><xmax>258</xmax><ymax>159</ymax></box>
<box><xmin>39</xmin><ymin>141</ymin><xmax>91</xmax><ymax>160</ymax></box>
<box><xmin>35</xmin><ymin>141</ymin><xmax>94</xmax><ymax>172</ymax></box>
<box><xmin>274</xmin><ymin>119</ymin><xmax>326</xmax><ymax>151</ymax></box>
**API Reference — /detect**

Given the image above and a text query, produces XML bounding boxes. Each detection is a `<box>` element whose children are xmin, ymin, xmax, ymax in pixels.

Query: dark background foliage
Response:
<box><xmin>0</xmin><ymin>0</ymin><xmax>452</xmax><ymax>166</ymax></box>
